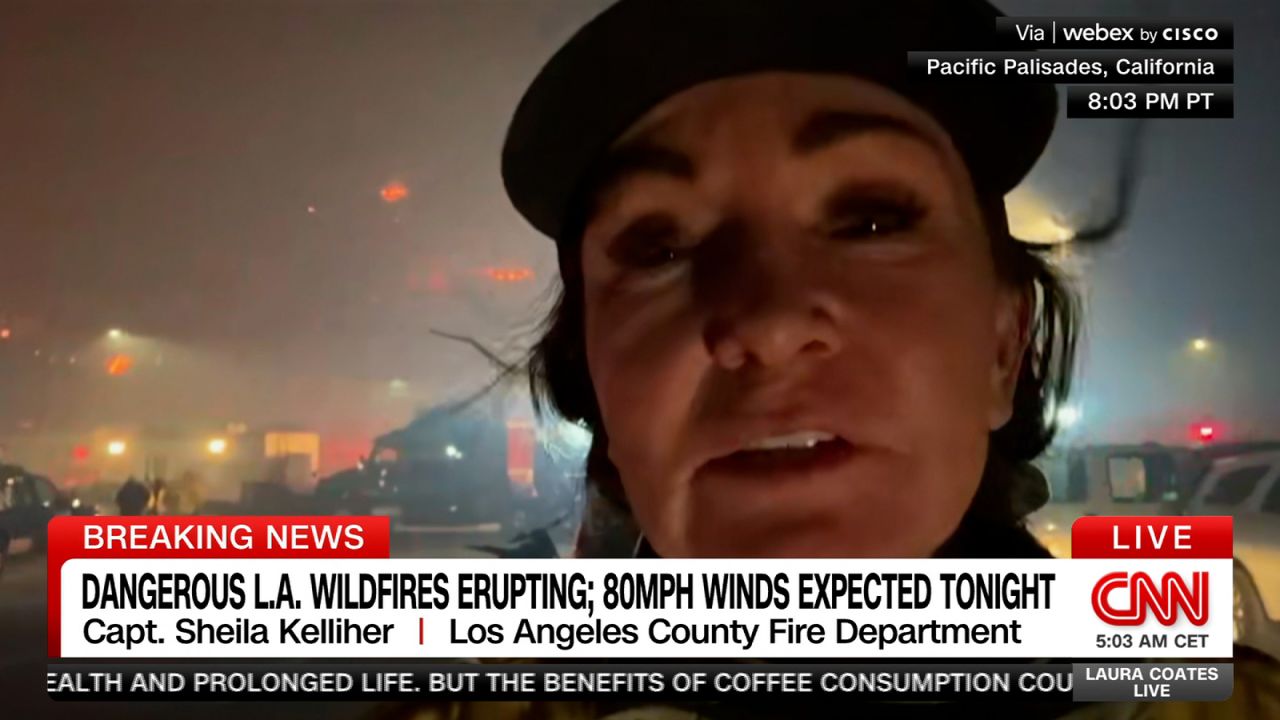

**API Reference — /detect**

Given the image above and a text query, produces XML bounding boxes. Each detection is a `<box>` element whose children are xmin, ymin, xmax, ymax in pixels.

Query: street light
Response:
<box><xmin>1005</xmin><ymin>190</ymin><xmax>1075</xmax><ymax>245</ymax></box>
<box><xmin>207</xmin><ymin>438</ymin><xmax>228</xmax><ymax>456</ymax></box>
<box><xmin>107</xmin><ymin>440</ymin><xmax>128</xmax><ymax>456</ymax></box>
<box><xmin>1190</xmin><ymin>337</ymin><xmax>1211</xmax><ymax>352</ymax></box>
<box><xmin>108</xmin><ymin>328</ymin><xmax>124</xmax><ymax>340</ymax></box>
<box><xmin>1055</xmin><ymin>404</ymin><xmax>1083</xmax><ymax>429</ymax></box>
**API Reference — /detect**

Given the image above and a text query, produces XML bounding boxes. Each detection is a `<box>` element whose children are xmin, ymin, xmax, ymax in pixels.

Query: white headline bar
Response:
<box><xmin>59</xmin><ymin>558</ymin><xmax>1232</xmax><ymax>659</ymax></box>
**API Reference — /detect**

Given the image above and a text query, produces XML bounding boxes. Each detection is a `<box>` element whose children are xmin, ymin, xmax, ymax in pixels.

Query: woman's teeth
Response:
<box><xmin>743</xmin><ymin>431</ymin><xmax>836</xmax><ymax>451</ymax></box>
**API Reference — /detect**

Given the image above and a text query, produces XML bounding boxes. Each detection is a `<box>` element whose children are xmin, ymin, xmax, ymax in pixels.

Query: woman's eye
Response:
<box><xmin>821</xmin><ymin>189</ymin><xmax>926</xmax><ymax>241</ymax></box>
<box><xmin>829</xmin><ymin>206</ymin><xmax>921</xmax><ymax>239</ymax></box>
<box><xmin>607</xmin><ymin>213</ymin><xmax>690</xmax><ymax>269</ymax></box>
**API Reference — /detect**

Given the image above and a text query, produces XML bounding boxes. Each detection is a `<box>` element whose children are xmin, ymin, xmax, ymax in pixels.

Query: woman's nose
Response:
<box><xmin>699</xmin><ymin>251</ymin><xmax>842</xmax><ymax>371</ymax></box>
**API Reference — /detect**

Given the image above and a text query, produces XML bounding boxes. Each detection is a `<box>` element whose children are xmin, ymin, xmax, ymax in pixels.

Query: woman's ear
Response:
<box><xmin>989</xmin><ymin>283</ymin><xmax>1033</xmax><ymax>430</ymax></box>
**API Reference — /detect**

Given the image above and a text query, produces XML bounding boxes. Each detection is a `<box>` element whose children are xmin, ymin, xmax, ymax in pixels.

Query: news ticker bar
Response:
<box><xmin>908</xmin><ymin>17</ymin><xmax>1234</xmax><ymax>119</ymax></box>
<box><xmin>46</xmin><ymin>662</ymin><xmax>1233</xmax><ymax>702</ymax></box>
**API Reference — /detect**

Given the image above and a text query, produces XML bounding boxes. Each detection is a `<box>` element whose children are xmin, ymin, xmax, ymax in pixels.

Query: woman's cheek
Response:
<box><xmin>842</xmin><ymin>256</ymin><xmax>996</xmax><ymax>465</ymax></box>
<box><xmin>888</xmin><ymin>274</ymin><xmax>997</xmax><ymax>518</ymax></box>
<box><xmin>584</xmin><ymin>282</ymin><xmax>709</xmax><ymax>495</ymax></box>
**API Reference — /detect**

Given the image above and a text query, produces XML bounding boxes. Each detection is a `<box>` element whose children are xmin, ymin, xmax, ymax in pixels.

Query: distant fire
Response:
<box><xmin>482</xmin><ymin>266</ymin><xmax>534</xmax><ymax>283</ymax></box>
<box><xmin>427</xmin><ymin>270</ymin><xmax>450</xmax><ymax>293</ymax></box>
<box><xmin>406</xmin><ymin>266</ymin><xmax>451</xmax><ymax>294</ymax></box>
<box><xmin>380</xmin><ymin>181</ymin><xmax>409</xmax><ymax>203</ymax></box>
<box><xmin>105</xmin><ymin>354</ymin><xmax>134</xmax><ymax>376</ymax></box>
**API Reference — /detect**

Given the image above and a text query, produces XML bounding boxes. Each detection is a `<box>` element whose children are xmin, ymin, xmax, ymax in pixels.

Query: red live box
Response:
<box><xmin>1071</xmin><ymin>516</ymin><xmax>1232</xmax><ymax>559</ymax></box>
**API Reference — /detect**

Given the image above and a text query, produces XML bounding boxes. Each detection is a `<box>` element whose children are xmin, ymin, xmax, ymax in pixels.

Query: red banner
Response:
<box><xmin>46</xmin><ymin>516</ymin><xmax>389</xmax><ymax>657</ymax></box>
<box><xmin>1071</xmin><ymin>516</ymin><xmax>1232</xmax><ymax>559</ymax></box>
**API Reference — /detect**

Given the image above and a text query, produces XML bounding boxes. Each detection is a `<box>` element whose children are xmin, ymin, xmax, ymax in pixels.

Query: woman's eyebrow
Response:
<box><xmin>820</xmin><ymin>179</ymin><xmax>921</xmax><ymax>219</ymax></box>
<box><xmin>792</xmin><ymin>109</ymin><xmax>943</xmax><ymax>156</ymax></box>
<box><xmin>590</xmin><ymin>140</ymin><xmax>696</xmax><ymax>202</ymax></box>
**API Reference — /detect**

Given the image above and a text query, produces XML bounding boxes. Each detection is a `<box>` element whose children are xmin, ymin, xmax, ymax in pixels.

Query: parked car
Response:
<box><xmin>315</xmin><ymin>407</ymin><xmax>582</xmax><ymax>538</ymax></box>
<box><xmin>1027</xmin><ymin>444</ymin><xmax>1194</xmax><ymax>558</ymax></box>
<box><xmin>1027</xmin><ymin>441</ymin><xmax>1280</xmax><ymax>558</ymax></box>
<box><xmin>1184</xmin><ymin>450</ymin><xmax>1280</xmax><ymax>647</ymax></box>
<box><xmin>0</xmin><ymin>465</ymin><xmax>95</xmax><ymax>577</ymax></box>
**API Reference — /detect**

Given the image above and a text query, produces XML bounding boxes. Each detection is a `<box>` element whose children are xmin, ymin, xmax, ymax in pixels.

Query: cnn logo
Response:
<box><xmin>1091</xmin><ymin>571</ymin><xmax>1209</xmax><ymax>626</ymax></box>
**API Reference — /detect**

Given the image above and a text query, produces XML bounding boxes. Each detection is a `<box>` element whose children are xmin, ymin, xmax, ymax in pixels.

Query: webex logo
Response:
<box><xmin>1091</xmin><ymin>571</ymin><xmax>1209</xmax><ymax>626</ymax></box>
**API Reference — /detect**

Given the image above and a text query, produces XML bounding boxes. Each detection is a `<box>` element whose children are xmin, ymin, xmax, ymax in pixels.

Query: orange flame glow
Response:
<box><xmin>106</xmin><ymin>354</ymin><xmax>134</xmax><ymax>376</ymax></box>
<box><xmin>380</xmin><ymin>181</ymin><xmax>409</xmax><ymax>203</ymax></box>
<box><xmin>482</xmin><ymin>267</ymin><xmax>534</xmax><ymax>283</ymax></box>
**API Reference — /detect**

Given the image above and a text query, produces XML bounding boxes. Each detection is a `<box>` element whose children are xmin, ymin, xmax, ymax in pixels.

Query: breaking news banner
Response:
<box><xmin>905</xmin><ymin>17</ymin><xmax>1234</xmax><ymax>119</ymax></box>
<box><xmin>44</xmin><ymin>515</ymin><xmax>1235</xmax><ymax>703</ymax></box>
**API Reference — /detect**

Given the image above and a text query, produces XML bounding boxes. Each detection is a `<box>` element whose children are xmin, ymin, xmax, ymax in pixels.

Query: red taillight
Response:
<box><xmin>507</xmin><ymin>421</ymin><xmax>536</xmax><ymax>492</ymax></box>
<box><xmin>1196</xmin><ymin>424</ymin><xmax>1215</xmax><ymax>442</ymax></box>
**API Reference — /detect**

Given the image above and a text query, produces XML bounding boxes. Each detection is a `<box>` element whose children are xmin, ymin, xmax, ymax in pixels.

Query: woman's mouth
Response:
<box><xmin>698</xmin><ymin>430</ymin><xmax>858</xmax><ymax>481</ymax></box>
<box><xmin>742</xmin><ymin>430</ymin><xmax>835</xmax><ymax>450</ymax></box>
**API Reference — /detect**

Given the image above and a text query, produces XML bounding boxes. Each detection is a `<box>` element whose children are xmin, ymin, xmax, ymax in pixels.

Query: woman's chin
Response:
<box><xmin>639</xmin><ymin>482</ymin><xmax>969</xmax><ymax>558</ymax></box>
<box><xmin>683</xmin><ymin>518</ymin><xmax>945</xmax><ymax>559</ymax></box>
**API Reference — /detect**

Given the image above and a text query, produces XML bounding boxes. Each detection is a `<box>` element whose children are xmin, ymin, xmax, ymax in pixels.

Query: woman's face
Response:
<box><xmin>579</xmin><ymin>73</ymin><xmax>1028</xmax><ymax>558</ymax></box>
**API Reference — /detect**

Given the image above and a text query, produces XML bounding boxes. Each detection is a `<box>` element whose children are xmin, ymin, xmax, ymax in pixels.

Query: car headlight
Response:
<box><xmin>1046</xmin><ymin>542</ymin><xmax>1072</xmax><ymax>559</ymax></box>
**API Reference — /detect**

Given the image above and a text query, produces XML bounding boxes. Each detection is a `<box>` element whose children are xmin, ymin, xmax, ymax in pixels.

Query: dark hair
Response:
<box><xmin>527</xmin><ymin>184</ymin><xmax>1079</xmax><ymax>536</ymax></box>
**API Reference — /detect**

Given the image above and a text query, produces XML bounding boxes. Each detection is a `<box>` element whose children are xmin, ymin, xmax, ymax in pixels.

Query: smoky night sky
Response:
<box><xmin>1</xmin><ymin>0</ymin><xmax>1278</xmax><ymax>470</ymax></box>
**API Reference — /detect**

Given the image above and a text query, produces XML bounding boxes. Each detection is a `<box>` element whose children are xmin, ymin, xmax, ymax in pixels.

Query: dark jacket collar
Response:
<box><xmin>633</xmin><ymin>516</ymin><xmax>1053</xmax><ymax>559</ymax></box>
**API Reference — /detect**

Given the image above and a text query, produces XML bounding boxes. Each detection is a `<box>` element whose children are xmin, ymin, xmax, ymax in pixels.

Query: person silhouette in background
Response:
<box><xmin>115</xmin><ymin>476</ymin><xmax>149</xmax><ymax>516</ymax></box>
<box><xmin>149</xmin><ymin>477</ymin><xmax>168</xmax><ymax>515</ymax></box>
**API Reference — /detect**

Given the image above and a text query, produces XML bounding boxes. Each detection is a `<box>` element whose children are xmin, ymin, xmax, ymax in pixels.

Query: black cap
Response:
<box><xmin>502</xmin><ymin>0</ymin><xmax>1058</xmax><ymax>242</ymax></box>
